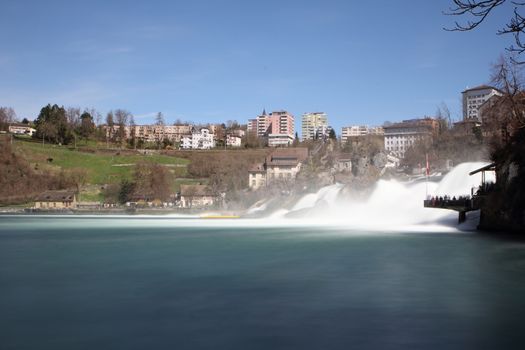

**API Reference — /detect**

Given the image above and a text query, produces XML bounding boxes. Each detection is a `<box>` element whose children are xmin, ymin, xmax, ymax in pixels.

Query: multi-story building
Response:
<box><xmin>315</xmin><ymin>125</ymin><xmax>334</xmax><ymax>141</ymax></box>
<box><xmin>226</xmin><ymin>134</ymin><xmax>242</xmax><ymax>147</ymax></box>
<box><xmin>301</xmin><ymin>112</ymin><xmax>328</xmax><ymax>141</ymax></box>
<box><xmin>180</xmin><ymin>128</ymin><xmax>215</xmax><ymax>150</ymax></box>
<box><xmin>8</xmin><ymin>124</ymin><xmax>36</xmax><ymax>136</ymax></box>
<box><xmin>105</xmin><ymin>124</ymin><xmax>192</xmax><ymax>143</ymax></box>
<box><xmin>179</xmin><ymin>185</ymin><xmax>217</xmax><ymax>208</ymax></box>
<box><xmin>462</xmin><ymin>85</ymin><xmax>502</xmax><ymax>122</ymax></box>
<box><xmin>247</xmin><ymin>119</ymin><xmax>257</xmax><ymax>135</ymax></box>
<box><xmin>248</xmin><ymin>148</ymin><xmax>308</xmax><ymax>189</ymax></box>
<box><xmin>341</xmin><ymin>125</ymin><xmax>384</xmax><ymax>144</ymax></box>
<box><xmin>248</xmin><ymin>109</ymin><xmax>295</xmax><ymax>146</ymax></box>
<box><xmin>383</xmin><ymin>118</ymin><xmax>437</xmax><ymax>158</ymax></box>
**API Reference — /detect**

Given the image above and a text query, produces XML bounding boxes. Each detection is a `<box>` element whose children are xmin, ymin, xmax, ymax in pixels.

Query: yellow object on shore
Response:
<box><xmin>200</xmin><ymin>215</ymin><xmax>240</xmax><ymax>219</ymax></box>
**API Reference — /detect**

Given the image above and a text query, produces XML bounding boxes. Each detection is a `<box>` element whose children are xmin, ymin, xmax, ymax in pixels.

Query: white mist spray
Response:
<box><xmin>266</xmin><ymin>162</ymin><xmax>493</xmax><ymax>231</ymax></box>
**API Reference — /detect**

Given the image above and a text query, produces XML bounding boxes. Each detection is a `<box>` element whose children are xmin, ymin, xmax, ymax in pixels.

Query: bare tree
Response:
<box><xmin>67</xmin><ymin>168</ymin><xmax>88</xmax><ymax>195</ymax></box>
<box><xmin>132</xmin><ymin>162</ymin><xmax>173</xmax><ymax>201</ymax></box>
<box><xmin>445</xmin><ymin>1</ymin><xmax>525</xmax><ymax>60</ymax></box>
<box><xmin>114</xmin><ymin>109</ymin><xmax>130</xmax><ymax>146</ymax></box>
<box><xmin>66</xmin><ymin>107</ymin><xmax>81</xmax><ymax>129</ymax></box>
<box><xmin>435</xmin><ymin>102</ymin><xmax>452</xmax><ymax>134</ymax></box>
<box><xmin>489</xmin><ymin>55</ymin><xmax>525</xmax><ymax>129</ymax></box>
<box><xmin>105</xmin><ymin>111</ymin><xmax>115</xmax><ymax>146</ymax></box>
<box><xmin>155</xmin><ymin>112</ymin><xmax>165</xmax><ymax>149</ymax></box>
<box><xmin>0</xmin><ymin>107</ymin><xmax>17</xmax><ymax>131</ymax></box>
<box><xmin>155</xmin><ymin>112</ymin><xmax>165</xmax><ymax>126</ymax></box>
<box><xmin>129</xmin><ymin>114</ymin><xmax>137</xmax><ymax>149</ymax></box>
<box><xmin>84</xmin><ymin>108</ymin><xmax>101</xmax><ymax>126</ymax></box>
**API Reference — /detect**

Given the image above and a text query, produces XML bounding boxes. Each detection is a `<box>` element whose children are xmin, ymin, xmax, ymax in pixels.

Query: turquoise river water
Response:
<box><xmin>1</xmin><ymin>216</ymin><xmax>525</xmax><ymax>349</ymax></box>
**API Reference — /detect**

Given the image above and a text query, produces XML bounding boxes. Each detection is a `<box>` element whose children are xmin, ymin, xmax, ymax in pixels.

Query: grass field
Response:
<box><xmin>13</xmin><ymin>138</ymin><xmax>190</xmax><ymax>185</ymax></box>
<box><xmin>7</xmin><ymin>136</ymin><xmax>267</xmax><ymax>203</ymax></box>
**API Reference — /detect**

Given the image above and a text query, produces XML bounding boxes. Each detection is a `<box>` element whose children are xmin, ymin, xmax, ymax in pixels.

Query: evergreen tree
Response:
<box><xmin>78</xmin><ymin>112</ymin><xmax>95</xmax><ymax>140</ymax></box>
<box><xmin>34</xmin><ymin>104</ymin><xmax>72</xmax><ymax>144</ymax></box>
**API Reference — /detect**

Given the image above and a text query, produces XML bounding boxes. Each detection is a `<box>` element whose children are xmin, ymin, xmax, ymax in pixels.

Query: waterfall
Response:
<box><xmin>265</xmin><ymin>162</ymin><xmax>492</xmax><ymax>230</ymax></box>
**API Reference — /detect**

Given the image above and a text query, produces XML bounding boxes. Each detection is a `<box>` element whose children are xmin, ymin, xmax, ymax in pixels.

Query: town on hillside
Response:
<box><xmin>0</xmin><ymin>83</ymin><xmax>517</xmax><ymax>214</ymax></box>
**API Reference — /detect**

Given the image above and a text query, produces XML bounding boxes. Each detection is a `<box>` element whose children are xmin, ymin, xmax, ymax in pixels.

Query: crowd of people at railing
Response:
<box><xmin>425</xmin><ymin>195</ymin><xmax>473</xmax><ymax>209</ymax></box>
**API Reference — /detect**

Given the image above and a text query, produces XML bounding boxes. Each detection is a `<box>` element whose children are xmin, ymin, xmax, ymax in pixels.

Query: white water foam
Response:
<box><xmin>265</xmin><ymin>161</ymin><xmax>492</xmax><ymax>231</ymax></box>
<box><xmin>435</xmin><ymin>162</ymin><xmax>495</xmax><ymax>197</ymax></box>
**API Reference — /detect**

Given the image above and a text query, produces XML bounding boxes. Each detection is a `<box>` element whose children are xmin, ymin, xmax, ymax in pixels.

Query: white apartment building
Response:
<box><xmin>383</xmin><ymin>119</ymin><xmax>437</xmax><ymax>158</ymax></box>
<box><xmin>301</xmin><ymin>112</ymin><xmax>328</xmax><ymax>141</ymax></box>
<box><xmin>180</xmin><ymin>128</ymin><xmax>215</xmax><ymax>150</ymax></box>
<box><xmin>8</xmin><ymin>124</ymin><xmax>36</xmax><ymax>136</ymax></box>
<box><xmin>341</xmin><ymin>125</ymin><xmax>384</xmax><ymax>144</ymax></box>
<box><xmin>226</xmin><ymin>134</ymin><xmax>242</xmax><ymax>147</ymax></box>
<box><xmin>462</xmin><ymin>85</ymin><xmax>502</xmax><ymax>122</ymax></box>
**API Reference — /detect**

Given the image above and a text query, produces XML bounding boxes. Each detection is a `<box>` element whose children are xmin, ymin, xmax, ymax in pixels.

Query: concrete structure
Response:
<box><xmin>8</xmin><ymin>124</ymin><xmax>36</xmax><ymax>136</ymax></box>
<box><xmin>301</xmin><ymin>112</ymin><xmax>328</xmax><ymax>141</ymax></box>
<box><xmin>384</xmin><ymin>118</ymin><xmax>437</xmax><ymax>158</ymax></box>
<box><xmin>179</xmin><ymin>185</ymin><xmax>216</xmax><ymax>208</ymax></box>
<box><xmin>34</xmin><ymin>190</ymin><xmax>77</xmax><ymax>209</ymax></box>
<box><xmin>180</xmin><ymin>128</ymin><xmax>215</xmax><ymax>150</ymax></box>
<box><xmin>462</xmin><ymin>85</ymin><xmax>502</xmax><ymax>122</ymax></box>
<box><xmin>248</xmin><ymin>110</ymin><xmax>295</xmax><ymax>146</ymax></box>
<box><xmin>248</xmin><ymin>148</ymin><xmax>308</xmax><ymax>189</ymax></box>
<box><xmin>341</xmin><ymin>125</ymin><xmax>384</xmax><ymax>144</ymax></box>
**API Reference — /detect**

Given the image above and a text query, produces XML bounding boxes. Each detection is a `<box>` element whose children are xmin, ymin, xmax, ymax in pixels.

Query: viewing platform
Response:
<box><xmin>423</xmin><ymin>197</ymin><xmax>481</xmax><ymax>223</ymax></box>
<box><xmin>423</xmin><ymin>163</ymin><xmax>495</xmax><ymax>224</ymax></box>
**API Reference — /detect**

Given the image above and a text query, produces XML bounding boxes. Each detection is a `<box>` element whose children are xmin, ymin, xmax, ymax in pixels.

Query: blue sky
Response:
<box><xmin>0</xmin><ymin>0</ymin><xmax>514</xmax><ymax>134</ymax></box>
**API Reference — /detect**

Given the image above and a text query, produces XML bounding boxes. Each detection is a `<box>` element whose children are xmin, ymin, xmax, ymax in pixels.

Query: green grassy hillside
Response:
<box><xmin>14</xmin><ymin>139</ymin><xmax>189</xmax><ymax>185</ymax></box>
<box><xmin>4</xmin><ymin>136</ymin><xmax>269</xmax><ymax>205</ymax></box>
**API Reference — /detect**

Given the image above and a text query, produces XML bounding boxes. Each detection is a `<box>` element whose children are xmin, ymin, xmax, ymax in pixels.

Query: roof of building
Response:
<box><xmin>35</xmin><ymin>190</ymin><xmax>76</xmax><ymax>202</ymax></box>
<box><xmin>462</xmin><ymin>85</ymin><xmax>500</xmax><ymax>93</ymax></box>
<box><xmin>383</xmin><ymin>120</ymin><xmax>435</xmax><ymax>131</ymax></box>
<box><xmin>268</xmin><ymin>147</ymin><xmax>308</xmax><ymax>162</ymax></box>
<box><xmin>248</xmin><ymin>163</ymin><xmax>266</xmax><ymax>173</ymax></box>
<box><xmin>180</xmin><ymin>184</ymin><xmax>214</xmax><ymax>197</ymax></box>
<box><xmin>469</xmin><ymin>162</ymin><xmax>496</xmax><ymax>176</ymax></box>
<box><xmin>9</xmin><ymin>123</ymin><xmax>34</xmax><ymax>129</ymax></box>
<box><xmin>266</xmin><ymin>159</ymin><xmax>300</xmax><ymax>167</ymax></box>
